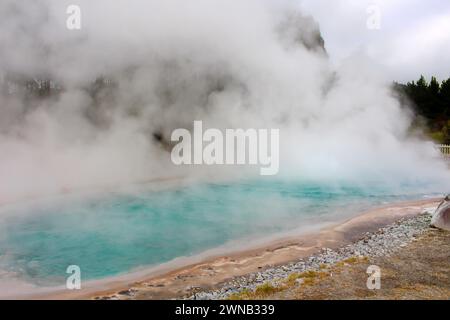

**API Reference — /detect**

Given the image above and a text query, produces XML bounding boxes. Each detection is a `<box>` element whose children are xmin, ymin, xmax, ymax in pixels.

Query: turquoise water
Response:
<box><xmin>0</xmin><ymin>180</ymin><xmax>437</xmax><ymax>287</ymax></box>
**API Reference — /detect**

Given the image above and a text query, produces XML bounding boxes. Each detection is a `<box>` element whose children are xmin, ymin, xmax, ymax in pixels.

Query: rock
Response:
<box><xmin>118</xmin><ymin>289</ymin><xmax>136</xmax><ymax>296</ymax></box>
<box><xmin>431</xmin><ymin>196</ymin><xmax>450</xmax><ymax>231</ymax></box>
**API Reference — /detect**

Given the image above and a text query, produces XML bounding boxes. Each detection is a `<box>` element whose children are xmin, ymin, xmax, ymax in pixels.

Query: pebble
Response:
<box><xmin>186</xmin><ymin>212</ymin><xmax>433</xmax><ymax>300</ymax></box>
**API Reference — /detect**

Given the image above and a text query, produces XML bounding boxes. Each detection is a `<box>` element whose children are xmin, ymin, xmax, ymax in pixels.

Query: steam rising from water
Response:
<box><xmin>0</xmin><ymin>0</ymin><xmax>449</xmax><ymax>204</ymax></box>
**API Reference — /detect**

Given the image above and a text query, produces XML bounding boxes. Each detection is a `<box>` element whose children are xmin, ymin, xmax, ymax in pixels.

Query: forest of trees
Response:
<box><xmin>395</xmin><ymin>76</ymin><xmax>450</xmax><ymax>144</ymax></box>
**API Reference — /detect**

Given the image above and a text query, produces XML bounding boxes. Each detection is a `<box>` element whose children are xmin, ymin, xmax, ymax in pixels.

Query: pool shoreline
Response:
<box><xmin>8</xmin><ymin>197</ymin><xmax>439</xmax><ymax>300</ymax></box>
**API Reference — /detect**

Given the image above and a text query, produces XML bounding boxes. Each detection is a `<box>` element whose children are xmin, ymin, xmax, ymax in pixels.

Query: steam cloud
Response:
<box><xmin>0</xmin><ymin>0</ymin><xmax>449</xmax><ymax>204</ymax></box>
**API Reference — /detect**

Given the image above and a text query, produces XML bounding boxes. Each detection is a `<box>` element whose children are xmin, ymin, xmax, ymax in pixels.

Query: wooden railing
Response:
<box><xmin>437</xmin><ymin>144</ymin><xmax>450</xmax><ymax>157</ymax></box>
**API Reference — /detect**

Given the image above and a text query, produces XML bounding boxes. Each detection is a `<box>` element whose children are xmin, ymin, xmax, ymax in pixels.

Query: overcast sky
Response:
<box><xmin>299</xmin><ymin>0</ymin><xmax>450</xmax><ymax>82</ymax></box>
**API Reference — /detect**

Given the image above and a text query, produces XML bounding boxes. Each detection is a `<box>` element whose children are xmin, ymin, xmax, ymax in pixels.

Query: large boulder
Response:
<box><xmin>431</xmin><ymin>196</ymin><xmax>450</xmax><ymax>231</ymax></box>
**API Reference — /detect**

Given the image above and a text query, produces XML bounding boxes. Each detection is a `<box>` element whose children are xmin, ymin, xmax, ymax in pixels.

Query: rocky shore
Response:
<box><xmin>189</xmin><ymin>208</ymin><xmax>441</xmax><ymax>300</ymax></box>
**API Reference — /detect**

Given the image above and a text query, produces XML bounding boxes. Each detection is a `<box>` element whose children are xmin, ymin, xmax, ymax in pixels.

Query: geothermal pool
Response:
<box><xmin>0</xmin><ymin>180</ymin><xmax>439</xmax><ymax>288</ymax></box>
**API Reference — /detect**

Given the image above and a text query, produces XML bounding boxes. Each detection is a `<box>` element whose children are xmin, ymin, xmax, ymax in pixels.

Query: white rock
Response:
<box><xmin>431</xmin><ymin>197</ymin><xmax>450</xmax><ymax>231</ymax></box>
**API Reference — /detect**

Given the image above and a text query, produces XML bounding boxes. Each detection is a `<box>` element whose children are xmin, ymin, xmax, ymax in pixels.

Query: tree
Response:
<box><xmin>429</xmin><ymin>76</ymin><xmax>442</xmax><ymax>119</ymax></box>
<box><xmin>440</xmin><ymin>78</ymin><xmax>450</xmax><ymax>117</ymax></box>
<box><xmin>395</xmin><ymin>75</ymin><xmax>450</xmax><ymax>143</ymax></box>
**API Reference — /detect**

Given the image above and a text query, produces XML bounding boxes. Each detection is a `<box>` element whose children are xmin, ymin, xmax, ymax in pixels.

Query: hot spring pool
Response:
<box><xmin>0</xmin><ymin>179</ymin><xmax>438</xmax><ymax>287</ymax></box>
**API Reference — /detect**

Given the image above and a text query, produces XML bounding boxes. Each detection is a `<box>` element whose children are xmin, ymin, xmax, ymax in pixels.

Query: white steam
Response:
<box><xmin>0</xmin><ymin>0</ymin><xmax>448</xmax><ymax>204</ymax></box>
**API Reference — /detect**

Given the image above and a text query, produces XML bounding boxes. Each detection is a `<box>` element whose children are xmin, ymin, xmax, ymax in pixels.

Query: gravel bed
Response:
<box><xmin>188</xmin><ymin>209</ymin><xmax>436</xmax><ymax>300</ymax></box>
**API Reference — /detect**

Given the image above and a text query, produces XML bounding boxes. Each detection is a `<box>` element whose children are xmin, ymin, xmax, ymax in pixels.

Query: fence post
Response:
<box><xmin>437</xmin><ymin>144</ymin><xmax>450</xmax><ymax>157</ymax></box>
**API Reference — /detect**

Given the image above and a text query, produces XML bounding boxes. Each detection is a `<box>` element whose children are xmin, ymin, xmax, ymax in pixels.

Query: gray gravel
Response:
<box><xmin>188</xmin><ymin>208</ymin><xmax>435</xmax><ymax>300</ymax></box>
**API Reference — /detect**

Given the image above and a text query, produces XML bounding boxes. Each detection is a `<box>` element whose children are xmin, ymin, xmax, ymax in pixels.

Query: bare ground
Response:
<box><xmin>258</xmin><ymin>227</ymin><xmax>450</xmax><ymax>300</ymax></box>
